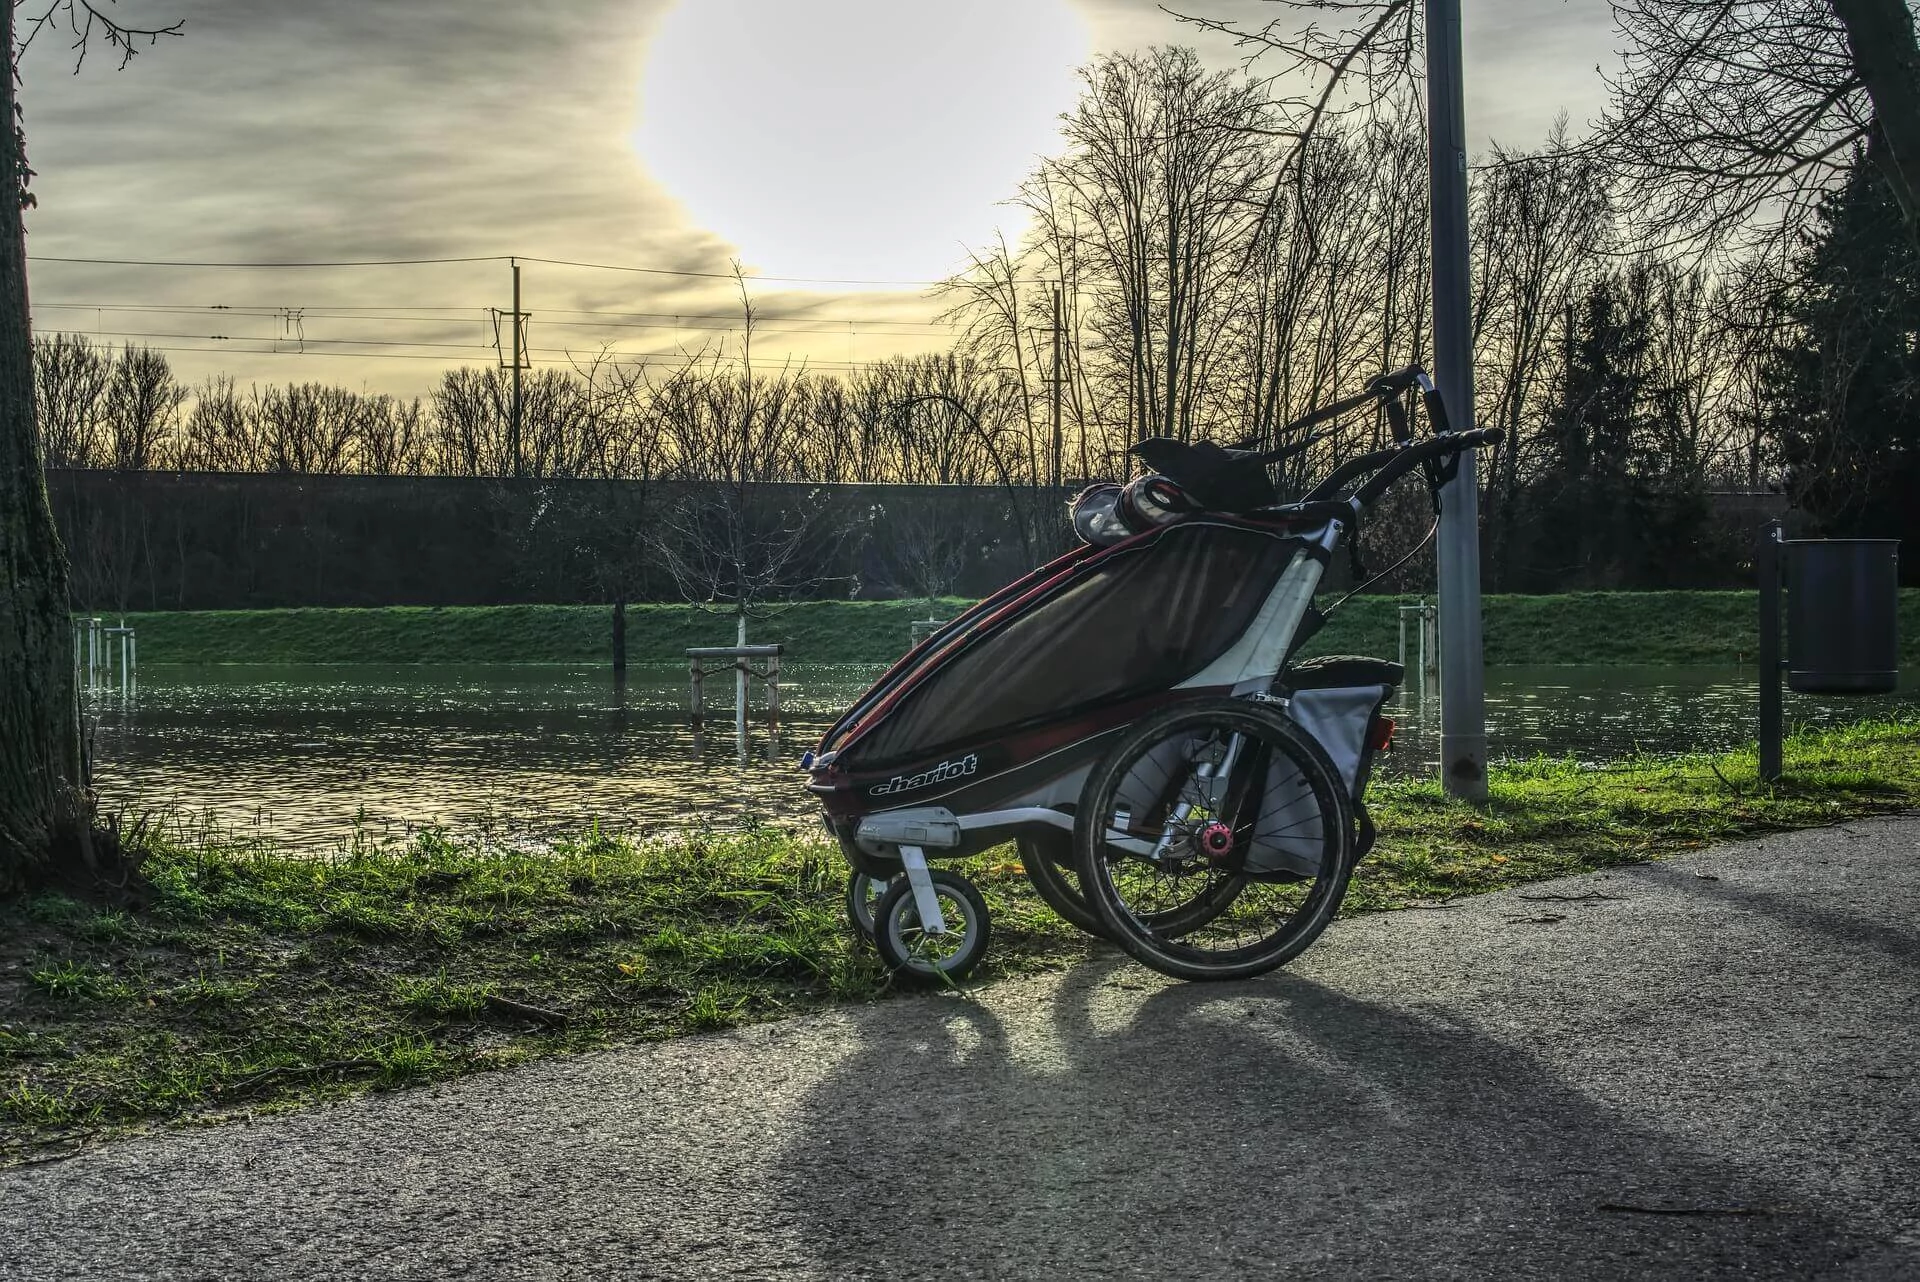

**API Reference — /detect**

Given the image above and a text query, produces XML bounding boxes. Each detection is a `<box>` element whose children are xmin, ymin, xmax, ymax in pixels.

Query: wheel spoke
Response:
<box><xmin>1078</xmin><ymin>699</ymin><xmax>1353</xmax><ymax>979</ymax></box>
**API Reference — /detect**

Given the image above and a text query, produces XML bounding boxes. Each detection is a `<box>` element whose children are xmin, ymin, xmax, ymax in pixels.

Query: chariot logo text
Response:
<box><xmin>869</xmin><ymin>754</ymin><xmax>978</xmax><ymax>797</ymax></box>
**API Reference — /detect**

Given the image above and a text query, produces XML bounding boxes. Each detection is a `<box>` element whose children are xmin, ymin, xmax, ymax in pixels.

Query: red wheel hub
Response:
<box><xmin>1197</xmin><ymin>821</ymin><xmax>1235</xmax><ymax>858</ymax></box>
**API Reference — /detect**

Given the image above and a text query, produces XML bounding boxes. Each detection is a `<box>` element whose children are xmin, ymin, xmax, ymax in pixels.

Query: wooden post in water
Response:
<box><xmin>686</xmin><ymin>645</ymin><xmax>785</xmax><ymax>765</ymax></box>
<box><xmin>734</xmin><ymin>616</ymin><xmax>749</xmax><ymax>767</ymax></box>
<box><xmin>765</xmin><ymin>652</ymin><xmax>781</xmax><ymax>763</ymax></box>
<box><xmin>689</xmin><ymin>654</ymin><xmax>706</xmax><ymax>753</ymax></box>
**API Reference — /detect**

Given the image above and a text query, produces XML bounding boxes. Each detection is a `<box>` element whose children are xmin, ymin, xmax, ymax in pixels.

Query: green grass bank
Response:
<box><xmin>5</xmin><ymin>717</ymin><xmax>1918</xmax><ymax>1157</ymax></box>
<box><xmin>101</xmin><ymin>590</ymin><xmax>1920</xmax><ymax>667</ymax></box>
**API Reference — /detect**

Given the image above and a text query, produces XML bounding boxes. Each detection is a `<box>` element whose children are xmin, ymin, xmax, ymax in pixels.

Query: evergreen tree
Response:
<box><xmin>1542</xmin><ymin>273</ymin><xmax>1653</xmax><ymax>585</ymax></box>
<box><xmin>1762</xmin><ymin>148</ymin><xmax>1920</xmax><ymax>567</ymax></box>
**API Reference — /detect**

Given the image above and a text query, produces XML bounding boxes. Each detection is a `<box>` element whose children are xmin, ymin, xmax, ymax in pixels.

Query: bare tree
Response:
<box><xmin>102</xmin><ymin>343</ymin><xmax>185</xmax><ymax>470</ymax></box>
<box><xmin>352</xmin><ymin>394</ymin><xmax>428</xmax><ymax>476</ymax></box>
<box><xmin>1470</xmin><ymin>121</ymin><xmax>1614</xmax><ymax>581</ymax></box>
<box><xmin>33</xmin><ymin>332</ymin><xmax>109</xmax><ymax>468</ymax></box>
<box><xmin>175</xmin><ymin>375</ymin><xmax>259</xmax><ymax>472</ymax></box>
<box><xmin>1594</xmin><ymin>0</ymin><xmax>1920</xmax><ymax>247</ymax></box>
<box><xmin>649</xmin><ymin>271</ymin><xmax>849</xmax><ymax>759</ymax></box>
<box><xmin>252</xmin><ymin>383</ymin><xmax>359</xmax><ymax>475</ymax></box>
<box><xmin>938</xmin><ymin>232</ymin><xmax>1050</xmax><ymax>484</ymax></box>
<box><xmin>1170</xmin><ymin>0</ymin><xmax>1920</xmax><ymax>247</ymax></box>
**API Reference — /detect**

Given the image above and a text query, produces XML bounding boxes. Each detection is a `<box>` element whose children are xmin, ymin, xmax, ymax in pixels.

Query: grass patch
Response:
<box><xmin>1353</xmin><ymin>718</ymin><xmax>1920</xmax><ymax>908</ymax></box>
<box><xmin>3</xmin><ymin>717</ymin><xmax>1917</xmax><ymax>1156</ymax></box>
<box><xmin>392</xmin><ymin>973</ymin><xmax>492</xmax><ymax>1020</ymax></box>
<box><xmin>115</xmin><ymin>600</ymin><xmax>974</xmax><ymax>667</ymax></box>
<box><xmin>109</xmin><ymin>591</ymin><xmax>1920</xmax><ymax>667</ymax></box>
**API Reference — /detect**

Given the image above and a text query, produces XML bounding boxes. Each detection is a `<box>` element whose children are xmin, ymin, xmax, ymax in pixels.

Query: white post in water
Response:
<box><xmin>734</xmin><ymin>612</ymin><xmax>749</xmax><ymax>767</ymax></box>
<box><xmin>1427</xmin><ymin>0</ymin><xmax>1488</xmax><ymax>800</ymax></box>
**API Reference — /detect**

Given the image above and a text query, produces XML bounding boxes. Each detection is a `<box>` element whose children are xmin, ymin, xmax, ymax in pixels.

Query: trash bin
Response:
<box><xmin>1785</xmin><ymin>539</ymin><xmax>1899</xmax><ymax>694</ymax></box>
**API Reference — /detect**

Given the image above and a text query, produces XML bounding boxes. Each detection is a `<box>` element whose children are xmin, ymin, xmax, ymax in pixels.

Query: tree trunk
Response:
<box><xmin>0</xmin><ymin>7</ymin><xmax>89</xmax><ymax>890</ymax></box>
<box><xmin>1830</xmin><ymin>0</ymin><xmax>1920</xmax><ymax>230</ymax></box>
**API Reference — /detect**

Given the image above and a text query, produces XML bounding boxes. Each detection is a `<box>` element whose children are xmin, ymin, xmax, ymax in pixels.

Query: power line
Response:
<box><xmin>37</xmin><ymin>327</ymin><xmax>912</xmax><ymax>374</ymax></box>
<box><xmin>45</xmin><ymin>326</ymin><xmax>493</xmax><ymax>352</ymax></box>
<box><xmin>26</xmin><ymin>252</ymin><xmax>999</xmax><ymax>288</ymax></box>
<box><xmin>29</xmin><ymin>254</ymin><xmax>503</xmax><ymax>269</ymax></box>
<box><xmin>32</xmin><ymin>301</ymin><xmax>959</xmax><ymax>331</ymax></box>
<box><xmin>32</xmin><ymin>305</ymin><xmax>950</xmax><ymax>342</ymax></box>
<box><xmin>516</xmin><ymin>255</ymin><xmax>955</xmax><ymax>287</ymax></box>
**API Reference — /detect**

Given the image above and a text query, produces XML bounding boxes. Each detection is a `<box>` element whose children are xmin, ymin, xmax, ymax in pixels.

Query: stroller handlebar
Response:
<box><xmin>1351</xmin><ymin>427</ymin><xmax>1502</xmax><ymax>507</ymax></box>
<box><xmin>1258</xmin><ymin>427</ymin><xmax>1502</xmax><ymax>523</ymax></box>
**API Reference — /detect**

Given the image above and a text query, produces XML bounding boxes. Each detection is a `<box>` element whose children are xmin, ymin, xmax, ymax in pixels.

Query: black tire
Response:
<box><xmin>1019</xmin><ymin>833</ymin><xmax>1107</xmax><ymax>938</ymax></box>
<box><xmin>845</xmin><ymin>871</ymin><xmax>887</xmax><ymax>940</ymax></box>
<box><xmin>1074</xmin><ymin>697</ymin><xmax>1354</xmax><ymax>983</ymax></box>
<box><xmin>873</xmin><ymin>870</ymin><xmax>993</xmax><ymax>986</ymax></box>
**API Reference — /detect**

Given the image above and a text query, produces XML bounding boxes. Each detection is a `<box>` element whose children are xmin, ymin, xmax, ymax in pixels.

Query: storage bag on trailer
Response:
<box><xmin>1281</xmin><ymin>656</ymin><xmax>1403</xmax><ymax>800</ymax></box>
<box><xmin>1225</xmin><ymin>657</ymin><xmax>1404</xmax><ymax>878</ymax></box>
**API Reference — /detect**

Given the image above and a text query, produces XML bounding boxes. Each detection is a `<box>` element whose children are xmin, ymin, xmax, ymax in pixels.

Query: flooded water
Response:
<box><xmin>85</xmin><ymin>663</ymin><xmax>1917</xmax><ymax>853</ymax></box>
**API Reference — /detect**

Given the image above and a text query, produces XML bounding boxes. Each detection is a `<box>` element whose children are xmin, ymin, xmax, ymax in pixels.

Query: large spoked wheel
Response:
<box><xmin>873</xmin><ymin>870</ymin><xmax>993</xmax><ymax>986</ymax></box>
<box><xmin>1075</xmin><ymin>697</ymin><xmax>1354</xmax><ymax>983</ymax></box>
<box><xmin>1023</xmin><ymin>831</ymin><xmax>1241</xmax><ymax>941</ymax></box>
<box><xmin>1019</xmin><ymin>833</ymin><xmax>1107</xmax><ymax>938</ymax></box>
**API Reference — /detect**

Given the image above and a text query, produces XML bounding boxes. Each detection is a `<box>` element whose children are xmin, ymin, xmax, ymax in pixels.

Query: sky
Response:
<box><xmin>18</xmin><ymin>0</ymin><xmax>1618</xmax><ymax>400</ymax></box>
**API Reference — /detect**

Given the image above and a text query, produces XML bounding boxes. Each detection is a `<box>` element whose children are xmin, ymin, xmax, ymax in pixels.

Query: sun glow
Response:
<box><xmin>633</xmin><ymin>0</ymin><xmax>1090</xmax><ymax>286</ymax></box>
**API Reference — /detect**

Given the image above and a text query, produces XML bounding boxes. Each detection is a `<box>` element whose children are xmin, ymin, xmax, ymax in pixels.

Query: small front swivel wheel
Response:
<box><xmin>873</xmin><ymin>870</ymin><xmax>992</xmax><ymax>986</ymax></box>
<box><xmin>845</xmin><ymin>871</ymin><xmax>889</xmax><ymax>940</ymax></box>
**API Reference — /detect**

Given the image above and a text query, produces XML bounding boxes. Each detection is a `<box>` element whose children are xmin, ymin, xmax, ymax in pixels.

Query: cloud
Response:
<box><xmin>17</xmin><ymin>0</ymin><xmax>1622</xmax><ymax>398</ymax></box>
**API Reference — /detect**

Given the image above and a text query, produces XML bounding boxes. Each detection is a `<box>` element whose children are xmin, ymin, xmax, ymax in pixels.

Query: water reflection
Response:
<box><xmin>85</xmin><ymin>663</ymin><xmax>1915</xmax><ymax>853</ymax></box>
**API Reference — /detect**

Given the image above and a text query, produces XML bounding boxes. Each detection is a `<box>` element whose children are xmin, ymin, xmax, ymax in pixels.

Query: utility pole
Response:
<box><xmin>1427</xmin><ymin>0</ymin><xmax>1488</xmax><ymax>801</ymax></box>
<box><xmin>1050</xmin><ymin>285</ymin><xmax>1064</xmax><ymax>490</ymax></box>
<box><xmin>510</xmin><ymin>258</ymin><xmax>525</xmax><ymax>479</ymax></box>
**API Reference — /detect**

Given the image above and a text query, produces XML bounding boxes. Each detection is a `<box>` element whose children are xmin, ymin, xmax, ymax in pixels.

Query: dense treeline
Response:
<box><xmin>33</xmin><ymin>342</ymin><xmax>1025</xmax><ymax>488</ymax></box>
<box><xmin>32</xmin><ymin>47</ymin><xmax>1915</xmax><ymax>590</ymax></box>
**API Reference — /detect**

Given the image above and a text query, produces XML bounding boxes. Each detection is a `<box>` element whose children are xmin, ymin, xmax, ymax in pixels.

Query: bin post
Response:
<box><xmin>1758</xmin><ymin>520</ymin><xmax>1783</xmax><ymax>783</ymax></box>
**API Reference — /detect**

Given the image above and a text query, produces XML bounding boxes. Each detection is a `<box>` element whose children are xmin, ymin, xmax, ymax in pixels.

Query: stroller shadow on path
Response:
<box><xmin>768</xmin><ymin>956</ymin><xmax>1878</xmax><ymax>1281</ymax></box>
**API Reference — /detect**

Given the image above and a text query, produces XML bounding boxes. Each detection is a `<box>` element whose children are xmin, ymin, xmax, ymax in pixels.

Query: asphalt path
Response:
<box><xmin>4</xmin><ymin>817</ymin><xmax>1917</xmax><ymax>1280</ymax></box>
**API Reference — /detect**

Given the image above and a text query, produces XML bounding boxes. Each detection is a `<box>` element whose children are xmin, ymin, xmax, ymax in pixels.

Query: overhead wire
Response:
<box><xmin>32</xmin><ymin>300</ymin><xmax>959</xmax><ymax>327</ymax></box>
<box><xmin>36</xmin><ymin>325</ymin><xmax>914</xmax><ymax>374</ymax></box>
<box><xmin>25</xmin><ymin>252</ymin><xmax>1051</xmax><ymax>288</ymax></box>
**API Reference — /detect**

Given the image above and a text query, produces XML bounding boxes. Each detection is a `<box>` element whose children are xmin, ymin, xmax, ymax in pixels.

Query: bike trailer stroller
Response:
<box><xmin>803</xmin><ymin>368</ymin><xmax>1501</xmax><ymax>984</ymax></box>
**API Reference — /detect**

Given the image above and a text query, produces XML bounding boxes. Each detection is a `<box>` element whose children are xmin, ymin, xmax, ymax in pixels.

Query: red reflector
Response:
<box><xmin>1369</xmin><ymin>716</ymin><xmax>1396</xmax><ymax>751</ymax></box>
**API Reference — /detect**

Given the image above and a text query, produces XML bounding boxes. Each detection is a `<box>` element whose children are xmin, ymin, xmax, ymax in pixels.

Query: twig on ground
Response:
<box><xmin>1517</xmin><ymin>891</ymin><xmax>1624</xmax><ymax>902</ymax></box>
<box><xmin>1</xmin><ymin>1141</ymin><xmax>88</xmax><ymax>1169</ymax></box>
<box><xmin>223</xmin><ymin>1058</ymin><xmax>380</xmax><ymax>1096</ymax></box>
<box><xmin>1598</xmin><ymin>1202</ymin><xmax>1778</xmax><ymax>1217</ymax></box>
<box><xmin>1708</xmin><ymin>761</ymin><xmax>1752</xmax><ymax>796</ymax></box>
<box><xmin>485</xmin><ymin>995</ymin><xmax>570</xmax><ymax>1029</ymax></box>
